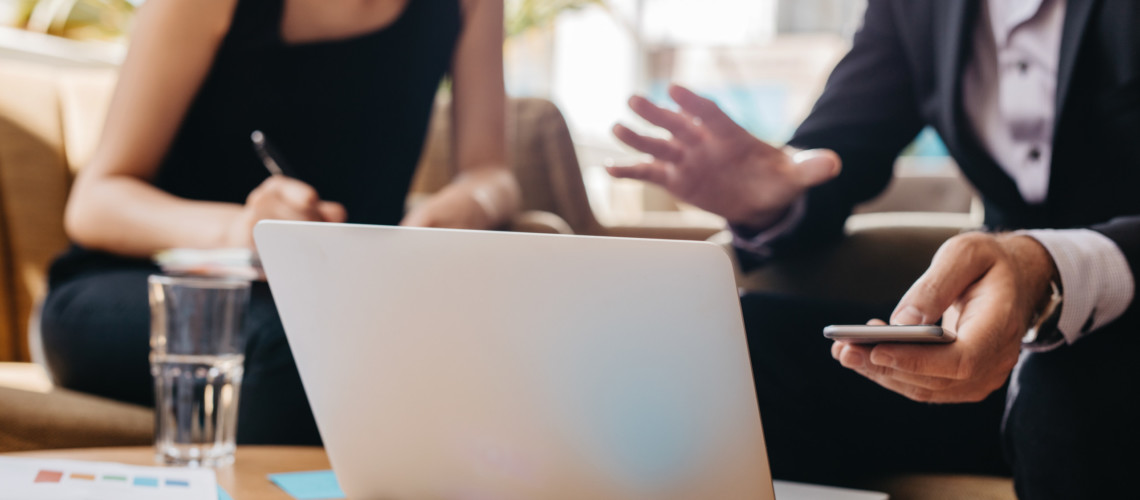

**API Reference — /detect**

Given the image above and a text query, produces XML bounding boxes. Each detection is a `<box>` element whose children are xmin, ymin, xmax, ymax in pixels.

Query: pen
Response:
<box><xmin>250</xmin><ymin>130</ymin><xmax>295</xmax><ymax>177</ymax></box>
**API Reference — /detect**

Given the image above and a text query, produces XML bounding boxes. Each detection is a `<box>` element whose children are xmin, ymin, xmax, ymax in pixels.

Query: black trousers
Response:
<box><xmin>41</xmin><ymin>268</ymin><xmax>321</xmax><ymax>445</ymax></box>
<box><xmin>40</xmin><ymin>271</ymin><xmax>1137</xmax><ymax>498</ymax></box>
<box><xmin>740</xmin><ymin>292</ymin><xmax>1140</xmax><ymax>499</ymax></box>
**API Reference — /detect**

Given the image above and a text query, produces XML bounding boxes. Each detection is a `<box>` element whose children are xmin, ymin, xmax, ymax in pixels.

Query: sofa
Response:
<box><xmin>0</xmin><ymin>59</ymin><xmax>1016</xmax><ymax>499</ymax></box>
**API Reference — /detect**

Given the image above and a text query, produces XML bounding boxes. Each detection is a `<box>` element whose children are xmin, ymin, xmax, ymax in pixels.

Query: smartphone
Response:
<box><xmin>822</xmin><ymin>324</ymin><xmax>955</xmax><ymax>344</ymax></box>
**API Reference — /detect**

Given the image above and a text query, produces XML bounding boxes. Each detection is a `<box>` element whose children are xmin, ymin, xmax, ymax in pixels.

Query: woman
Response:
<box><xmin>40</xmin><ymin>0</ymin><xmax>518</xmax><ymax>444</ymax></box>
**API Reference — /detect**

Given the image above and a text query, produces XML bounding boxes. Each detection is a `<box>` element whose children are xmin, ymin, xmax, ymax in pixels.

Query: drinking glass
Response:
<box><xmin>149</xmin><ymin>275</ymin><xmax>251</xmax><ymax>467</ymax></box>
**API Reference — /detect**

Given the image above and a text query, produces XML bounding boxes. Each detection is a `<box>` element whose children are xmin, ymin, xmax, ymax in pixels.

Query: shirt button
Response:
<box><xmin>1028</xmin><ymin>147</ymin><xmax>1041</xmax><ymax>161</ymax></box>
<box><xmin>1018</xmin><ymin>61</ymin><xmax>1030</xmax><ymax>73</ymax></box>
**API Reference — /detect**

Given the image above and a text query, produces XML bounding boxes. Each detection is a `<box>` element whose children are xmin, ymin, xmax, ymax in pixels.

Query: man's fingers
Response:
<box><xmin>835</xmin><ymin>338</ymin><xmax>972</xmax><ymax>400</ymax></box>
<box><xmin>851</xmin><ymin>366</ymin><xmax>939</xmax><ymax>403</ymax></box>
<box><xmin>837</xmin><ymin>343</ymin><xmax>959</xmax><ymax>402</ymax></box>
<box><xmin>628</xmin><ymin>95</ymin><xmax>701</xmax><ymax>145</ymax></box>
<box><xmin>892</xmin><ymin>233</ymin><xmax>998</xmax><ymax>325</ymax></box>
<box><xmin>791</xmin><ymin>149</ymin><xmax>841</xmax><ymax>188</ymax></box>
<box><xmin>606</xmin><ymin>161</ymin><xmax>671</xmax><ymax>187</ymax></box>
<box><xmin>879</xmin><ymin>368</ymin><xmax>956</xmax><ymax>391</ymax></box>
<box><xmin>869</xmin><ymin>341</ymin><xmax>968</xmax><ymax>380</ymax></box>
<box><xmin>839</xmin><ymin>321</ymin><xmax>968</xmax><ymax>381</ymax></box>
<box><xmin>612</xmin><ymin>124</ymin><xmax>684</xmax><ymax>163</ymax></box>
<box><xmin>838</xmin><ymin>346</ymin><xmax>946</xmax><ymax>395</ymax></box>
<box><xmin>668</xmin><ymin>84</ymin><xmax>746</xmax><ymax>137</ymax></box>
<box><xmin>835</xmin><ymin>342</ymin><xmax>873</xmax><ymax>370</ymax></box>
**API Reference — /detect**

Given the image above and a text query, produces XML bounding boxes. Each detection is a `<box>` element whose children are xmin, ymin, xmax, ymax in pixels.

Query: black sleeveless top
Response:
<box><xmin>51</xmin><ymin>0</ymin><xmax>461</xmax><ymax>284</ymax></box>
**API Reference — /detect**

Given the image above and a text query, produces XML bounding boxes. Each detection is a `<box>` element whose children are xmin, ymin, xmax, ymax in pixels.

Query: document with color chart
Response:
<box><xmin>0</xmin><ymin>457</ymin><xmax>219</xmax><ymax>500</ymax></box>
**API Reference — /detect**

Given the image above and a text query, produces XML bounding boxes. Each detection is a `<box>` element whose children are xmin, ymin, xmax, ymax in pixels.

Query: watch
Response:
<box><xmin>1022</xmin><ymin>280</ymin><xmax>1063</xmax><ymax>345</ymax></box>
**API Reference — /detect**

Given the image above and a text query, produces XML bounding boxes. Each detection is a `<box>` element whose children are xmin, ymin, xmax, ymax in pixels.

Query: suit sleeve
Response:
<box><xmin>737</xmin><ymin>0</ymin><xmax>926</xmax><ymax>267</ymax></box>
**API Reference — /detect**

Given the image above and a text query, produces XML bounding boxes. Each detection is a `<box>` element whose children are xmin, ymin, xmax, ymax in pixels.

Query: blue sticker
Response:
<box><xmin>132</xmin><ymin>477</ymin><xmax>159</xmax><ymax>487</ymax></box>
<box><xmin>268</xmin><ymin>470</ymin><xmax>345</xmax><ymax>499</ymax></box>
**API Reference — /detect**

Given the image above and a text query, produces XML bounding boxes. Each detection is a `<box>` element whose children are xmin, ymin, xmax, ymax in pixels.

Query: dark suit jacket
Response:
<box><xmin>770</xmin><ymin>0</ymin><xmax>1140</xmax><ymax>332</ymax></box>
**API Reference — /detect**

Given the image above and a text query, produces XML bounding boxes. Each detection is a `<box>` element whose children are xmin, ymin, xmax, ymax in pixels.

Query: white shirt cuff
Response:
<box><xmin>730</xmin><ymin>196</ymin><xmax>808</xmax><ymax>259</ymax></box>
<box><xmin>1019</xmin><ymin>229</ymin><xmax>1136</xmax><ymax>344</ymax></box>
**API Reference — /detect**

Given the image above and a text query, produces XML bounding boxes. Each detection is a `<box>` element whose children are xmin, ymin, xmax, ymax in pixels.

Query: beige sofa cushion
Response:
<box><xmin>0</xmin><ymin>62</ymin><xmax>116</xmax><ymax>361</ymax></box>
<box><xmin>0</xmin><ymin>385</ymin><xmax>151</xmax><ymax>452</ymax></box>
<box><xmin>0</xmin><ymin>192</ymin><xmax>13</xmax><ymax>360</ymax></box>
<box><xmin>0</xmin><ymin>61</ymin><xmax>70</xmax><ymax>360</ymax></box>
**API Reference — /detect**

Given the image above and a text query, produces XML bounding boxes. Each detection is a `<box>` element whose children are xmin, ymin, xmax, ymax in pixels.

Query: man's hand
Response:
<box><xmin>610</xmin><ymin>84</ymin><xmax>840</xmax><ymax>230</ymax></box>
<box><xmin>832</xmin><ymin>233</ymin><xmax>1059</xmax><ymax>403</ymax></box>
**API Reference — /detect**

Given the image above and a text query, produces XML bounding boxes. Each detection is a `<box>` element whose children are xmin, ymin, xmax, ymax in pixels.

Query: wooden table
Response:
<box><xmin>5</xmin><ymin>446</ymin><xmax>331</xmax><ymax>499</ymax></box>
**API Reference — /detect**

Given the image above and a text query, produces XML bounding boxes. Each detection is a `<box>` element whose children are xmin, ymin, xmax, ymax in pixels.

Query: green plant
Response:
<box><xmin>22</xmin><ymin>0</ymin><xmax>135</xmax><ymax>41</ymax></box>
<box><xmin>505</xmin><ymin>0</ymin><xmax>605</xmax><ymax>38</ymax></box>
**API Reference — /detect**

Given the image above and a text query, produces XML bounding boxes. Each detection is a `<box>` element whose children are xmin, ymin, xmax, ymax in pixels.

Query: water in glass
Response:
<box><xmin>149</xmin><ymin>275</ymin><xmax>250</xmax><ymax>467</ymax></box>
<box><xmin>152</xmin><ymin>353</ymin><xmax>245</xmax><ymax>466</ymax></box>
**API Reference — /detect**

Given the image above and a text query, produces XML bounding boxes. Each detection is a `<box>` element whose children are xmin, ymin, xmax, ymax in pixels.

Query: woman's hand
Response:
<box><xmin>224</xmin><ymin>176</ymin><xmax>347</xmax><ymax>248</ymax></box>
<box><xmin>401</xmin><ymin>168</ymin><xmax>520</xmax><ymax>229</ymax></box>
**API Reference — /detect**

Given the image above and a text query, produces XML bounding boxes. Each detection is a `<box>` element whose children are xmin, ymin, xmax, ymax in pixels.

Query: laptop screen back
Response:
<box><xmin>255</xmin><ymin>222</ymin><xmax>774</xmax><ymax>500</ymax></box>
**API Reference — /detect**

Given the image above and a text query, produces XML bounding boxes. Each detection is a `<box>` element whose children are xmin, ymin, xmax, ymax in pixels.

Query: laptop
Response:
<box><xmin>254</xmin><ymin>221</ymin><xmax>884</xmax><ymax>500</ymax></box>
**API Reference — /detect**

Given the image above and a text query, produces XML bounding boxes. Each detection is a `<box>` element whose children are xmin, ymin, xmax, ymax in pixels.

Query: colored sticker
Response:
<box><xmin>133</xmin><ymin>477</ymin><xmax>159</xmax><ymax>487</ymax></box>
<box><xmin>70</xmin><ymin>473</ymin><xmax>96</xmax><ymax>481</ymax></box>
<box><xmin>166</xmin><ymin>479</ymin><xmax>190</xmax><ymax>487</ymax></box>
<box><xmin>268</xmin><ymin>470</ymin><xmax>346</xmax><ymax>499</ymax></box>
<box><xmin>33</xmin><ymin>470</ymin><xmax>63</xmax><ymax>483</ymax></box>
<box><xmin>103</xmin><ymin>475</ymin><xmax>128</xmax><ymax>482</ymax></box>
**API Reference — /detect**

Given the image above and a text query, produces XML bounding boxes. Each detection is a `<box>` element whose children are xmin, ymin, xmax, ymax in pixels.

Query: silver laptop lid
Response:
<box><xmin>255</xmin><ymin>222</ymin><xmax>774</xmax><ymax>500</ymax></box>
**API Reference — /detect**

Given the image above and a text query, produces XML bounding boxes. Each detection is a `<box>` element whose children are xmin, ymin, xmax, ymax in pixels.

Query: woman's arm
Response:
<box><xmin>65</xmin><ymin>0</ymin><xmax>342</xmax><ymax>257</ymax></box>
<box><xmin>64</xmin><ymin>0</ymin><xmax>239</xmax><ymax>256</ymax></box>
<box><xmin>401</xmin><ymin>0</ymin><xmax>520</xmax><ymax>229</ymax></box>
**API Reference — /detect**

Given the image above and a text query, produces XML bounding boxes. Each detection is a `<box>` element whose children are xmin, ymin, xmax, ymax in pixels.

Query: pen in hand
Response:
<box><xmin>249</xmin><ymin>130</ymin><xmax>347</xmax><ymax>224</ymax></box>
<box><xmin>251</xmin><ymin>130</ymin><xmax>295</xmax><ymax>177</ymax></box>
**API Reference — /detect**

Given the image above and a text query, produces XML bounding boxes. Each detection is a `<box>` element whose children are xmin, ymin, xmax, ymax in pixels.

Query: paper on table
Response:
<box><xmin>154</xmin><ymin>248</ymin><xmax>264</xmax><ymax>281</ymax></box>
<box><xmin>268</xmin><ymin>470</ymin><xmax>345</xmax><ymax>500</ymax></box>
<box><xmin>0</xmin><ymin>457</ymin><xmax>219</xmax><ymax>500</ymax></box>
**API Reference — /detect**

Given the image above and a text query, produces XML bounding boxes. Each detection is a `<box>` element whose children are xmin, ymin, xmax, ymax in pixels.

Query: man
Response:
<box><xmin>610</xmin><ymin>1</ymin><xmax>1138</xmax><ymax>498</ymax></box>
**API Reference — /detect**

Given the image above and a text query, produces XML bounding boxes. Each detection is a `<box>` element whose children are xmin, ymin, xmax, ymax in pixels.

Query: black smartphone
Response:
<box><xmin>822</xmin><ymin>324</ymin><xmax>955</xmax><ymax>344</ymax></box>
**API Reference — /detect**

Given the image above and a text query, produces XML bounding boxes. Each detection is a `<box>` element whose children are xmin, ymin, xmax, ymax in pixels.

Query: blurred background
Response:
<box><xmin>0</xmin><ymin>0</ymin><xmax>963</xmax><ymax>226</ymax></box>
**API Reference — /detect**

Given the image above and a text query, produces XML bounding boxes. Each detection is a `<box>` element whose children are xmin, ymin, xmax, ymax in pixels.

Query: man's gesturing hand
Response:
<box><xmin>832</xmin><ymin>233</ymin><xmax>1059</xmax><ymax>403</ymax></box>
<box><xmin>610</xmin><ymin>84</ymin><xmax>840</xmax><ymax>230</ymax></box>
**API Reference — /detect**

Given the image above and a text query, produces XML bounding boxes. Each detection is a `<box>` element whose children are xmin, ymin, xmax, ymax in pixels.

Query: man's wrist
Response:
<box><xmin>726</xmin><ymin>146</ymin><xmax>806</xmax><ymax>233</ymax></box>
<box><xmin>728</xmin><ymin>205</ymin><xmax>793</xmax><ymax>238</ymax></box>
<box><xmin>999</xmin><ymin>234</ymin><xmax>1060</xmax><ymax>317</ymax></box>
